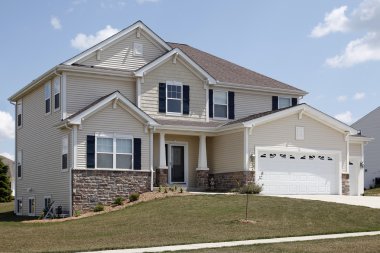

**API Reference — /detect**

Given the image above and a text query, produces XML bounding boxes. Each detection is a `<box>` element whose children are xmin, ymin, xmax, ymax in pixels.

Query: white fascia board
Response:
<box><xmin>242</xmin><ymin>104</ymin><xmax>357</xmax><ymax>135</ymax></box>
<box><xmin>134</xmin><ymin>48</ymin><xmax>217</xmax><ymax>84</ymax></box>
<box><xmin>213</xmin><ymin>82</ymin><xmax>308</xmax><ymax>96</ymax></box>
<box><xmin>63</xmin><ymin>21</ymin><xmax>171</xmax><ymax>66</ymax></box>
<box><xmin>68</xmin><ymin>92</ymin><xmax>158</xmax><ymax>126</ymax></box>
<box><xmin>348</xmin><ymin>136</ymin><xmax>374</xmax><ymax>143</ymax></box>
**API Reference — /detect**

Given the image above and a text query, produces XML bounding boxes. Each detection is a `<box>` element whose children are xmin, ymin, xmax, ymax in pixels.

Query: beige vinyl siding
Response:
<box><xmin>66</xmin><ymin>73</ymin><xmax>136</xmax><ymax>115</ymax></box>
<box><xmin>249</xmin><ymin>114</ymin><xmax>348</xmax><ymax>171</ymax></box>
<box><xmin>208</xmin><ymin>131</ymin><xmax>244</xmax><ymax>174</ymax></box>
<box><xmin>142</xmin><ymin>59</ymin><xmax>206</xmax><ymax>121</ymax></box>
<box><xmin>16</xmin><ymin>82</ymin><xmax>71</xmax><ymax>216</ymax></box>
<box><xmin>76</xmin><ymin>103</ymin><xmax>149</xmax><ymax>170</ymax></box>
<box><xmin>78</xmin><ymin>31</ymin><xmax>166</xmax><ymax>71</ymax></box>
<box><xmin>350</xmin><ymin>143</ymin><xmax>362</xmax><ymax>157</ymax></box>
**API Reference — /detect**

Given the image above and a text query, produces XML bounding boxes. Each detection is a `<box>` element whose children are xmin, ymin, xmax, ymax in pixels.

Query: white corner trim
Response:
<box><xmin>61</xmin><ymin>73</ymin><xmax>67</xmax><ymax>119</ymax></box>
<box><xmin>136</xmin><ymin>77</ymin><xmax>141</xmax><ymax>108</ymax></box>
<box><xmin>243</xmin><ymin>127</ymin><xmax>249</xmax><ymax>171</ymax></box>
<box><xmin>134</xmin><ymin>48</ymin><xmax>216</xmax><ymax>85</ymax></box>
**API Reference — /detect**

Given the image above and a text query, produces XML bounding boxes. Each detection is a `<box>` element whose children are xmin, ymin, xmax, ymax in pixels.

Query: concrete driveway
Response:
<box><xmin>274</xmin><ymin>195</ymin><xmax>380</xmax><ymax>209</ymax></box>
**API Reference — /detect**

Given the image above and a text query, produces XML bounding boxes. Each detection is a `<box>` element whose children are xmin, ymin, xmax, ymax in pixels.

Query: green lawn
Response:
<box><xmin>1</xmin><ymin>195</ymin><xmax>380</xmax><ymax>252</ymax></box>
<box><xmin>178</xmin><ymin>235</ymin><xmax>380</xmax><ymax>253</ymax></box>
<box><xmin>364</xmin><ymin>187</ymin><xmax>380</xmax><ymax>196</ymax></box>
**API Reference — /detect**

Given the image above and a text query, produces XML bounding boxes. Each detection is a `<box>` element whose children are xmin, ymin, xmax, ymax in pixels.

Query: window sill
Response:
<box><xmin>61</xmin><ymin>169</ymin><xmax>69</xmax><ymax>173</ymax></box>
<box><xmin>76</xmin><ymin>168</ymin><xmax>150</xmax><ymax>172</ymax></box>
<box><xmin>166</xmin><ymin>112</ymin><xmax>183</xmax><ymax>117</ymax></box>
<box><xmin>54</xmin><ymin>108</ymin><xmax>61</xmax><ymax>113</ymax></box>
<box><xmin>212</xmin><ymin>117</ymin><xmax>229</xmax><ymax>121</ymax></box>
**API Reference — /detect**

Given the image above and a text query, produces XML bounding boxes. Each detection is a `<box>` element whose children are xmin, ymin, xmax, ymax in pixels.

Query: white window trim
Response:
<box><xmin>213</xmin><ymin>90</ymin><xmax>228</xmax><ymax>120</ymax></box>
<box><xmin>45</xmin><ymin>81</ymin><xmax>52</xmax><ymax>115</ymax></box>
<box><xmin>295</xmin><ymin>126</ymin><xmax>305</xmax><ymax>141</ymax></box>
<box><xmin>16</xmin><ymin>197</ymin><xmax>22</xmax><ymax>215</ymax></box>
<box><xmin>28</xmin><ymin>197</ymin><xmax>35</xmax><ymax>216</ymax></box>
<box><xmin>133</xmin><ymin>42</ymin><xmax>143</xmax><ymax>57</ymax></box>
<box><xmin>44</xmin><ymin>196</ymin><xmax>52</xmax><ymax>209</ymax></box>
<box><xmin>278</xmin><ymin>96</ymin><xmax>292</xmax><ymax>109</ymax></box>
<box><xmin>17</xmin><ymin>149</ymin><xmax>22</xmax><ymax>180</ymax></box>
<box><xmin>53</xmin><ymin>77</ymin><xmax>61</xmax><ymax>112</ymax></box>
<box><xmin>95</xmin><ymin>133</ymin><xmax>134</xmax><ymax>170</ymax></box>
<box><xmin>166</xmin><ymin>81</ymin><xmax>183</xmax><ymax>116</ymax></box>
<box><xmin>17</xmin><ymin>99</ymin><xmax>22</xmax><ymax>129</ymax></box>
<box><xmin>61</xmin><ymin>135</ymin><xmax>69</xmax><ymax>172</ymax></box>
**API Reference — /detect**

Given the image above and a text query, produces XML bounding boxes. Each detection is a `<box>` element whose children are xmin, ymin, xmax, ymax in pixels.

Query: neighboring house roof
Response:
<box><xmin>60</xmin><ymin>91</ymin><xmax>159</xmax><ymax>127</ymax></box>
<box><xmin>167</xmin><ymin>42</ymin><xmax>307</xmax><ymax>95</ymax></box>
<box><xmin>222</xmin><ymin>103</ymin><xmax>358</xmax><ymax>135</ymax></box>
<box><xmin>352</xmin><ymin>106</ymin><xmax>380</xmax><ymax>127</ymax></box>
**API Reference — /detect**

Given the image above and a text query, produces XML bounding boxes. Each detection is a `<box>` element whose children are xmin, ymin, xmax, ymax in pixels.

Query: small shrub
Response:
<box><xmin>158</xmin><ymin>185</ymin><xmax>162</xmax><ymax>192</ymax></box>
<box><xmin>94</xmin><ymin>203</ymin><xmax>104</xmax><ymax>212</ymax></box>
<box><xmin>113</xmin><ymin>196</ymin><xmax>124</xmax><ymax>206</ymax></box>
<box><xmin>239</xmin><ymin>183</ymin><xmax>262</xmax><ymax>194</ymax></box>
<box><xmin>74</xmin><ymin>210</ymin><xmax>81</xmax><ymax>217</ymax></box>
<box><xmin>179</xmin><ymin>187</ymin><xmax>183</xmax><ymax>193</ymax></box>
<box><xmin>128</xmin><ymin>192</ymin><xmax>140</xmax><ymax>202</ymax></box>
<box><xmin>174</xmin><ymin>185</ymin><xmax>177</xmax><ymax>191</ymax></box>
<box><xmin>164</xmin><ymin>187</ymin><xmax>168</xmax><ymax>193</ymax></box>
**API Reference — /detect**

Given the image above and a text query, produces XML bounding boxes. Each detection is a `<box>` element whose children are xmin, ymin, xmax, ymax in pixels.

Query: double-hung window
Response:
<box><xmin>278</xmin><ymin>97</ymin><xmax>291</xmax><ymax>109</ymax></box>
<box><xmin>17</xmin><ymin>99</ymin><xmax>22</xmax><ymax>128</ymax></box>
<box><xmin>96</xmin><ymin>134</ymin><xmax>133</xmax><ymax>169</ymax></box>
<box><xmin>28</xmin><ymin>197</ymin><xmax>35</xmax><ymax>216</ymax></box>
<box><xmin>213</xmin><ymin>91</ymin><xmax>228</xmax><ymax>119</ymax></box>
<box><xmin>166</xmin><ymin>82</ymin><xmax>182</xmax><ymax>114</ymax></box>
<box><xmin>45</xmin><ymin>82</ymin><xmax>51</xmax><ymax>114</ymax></box>
<box><xmin>62</xmin><ymin>136</ymin><xmax>68</xmax><ymax>170</ymax></box>
<box><xmin>16</xmin><ymin>198</ymin><xmax>22</xmax><ymax>215</ymax></box>
<box><xmin>53</xmin><ymin>77</ymin><xmax>60</xmax><ymax>111</ymax></box>
<box><xmin>17</xmin><ymin>150</ymin><xmax>22</xmax><ymax>179</ymax></box>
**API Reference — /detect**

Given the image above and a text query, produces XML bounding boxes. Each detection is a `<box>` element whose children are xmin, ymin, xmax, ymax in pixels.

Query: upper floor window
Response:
<box><xmin>17</xmin><ymin>150</ymin><xmax>22</xmax><ymax>179</ymax></box>
<box><xmin>278</xmin><ymin>97</ymin><xmax>291</xmax><ymax>109</ymax></box>
<box><xmin>166</xmin><ymin>82</ymin><xmax>182</xmax><ymax>114</ymax></box>
<box><xmin>213</xmin><ymin>91</ymin><xmax>228</xmax><ymax>119</ymax></box>
<box><xmin>62</xmin><ymin>135</ymin><xmax>68</xmax><ymax>170</ymax></box>
<box><xmin>95</xmin><ymin>134</ymin><xmax>133</xmax><ymax>169</ymax></box>
<box><xmin>45</xmin><ymin>82</ymin><xmax>51</xmax><ymax>114</ymax></box>
<box><xmin>17</xmin><ymin>99</ymin><xmax>22</xmax><ymax>128</ymax></box>
<box><xmin>53</xmin><ymin>77</ymin><xmax>60</xmax><ymax>111</ymax></box>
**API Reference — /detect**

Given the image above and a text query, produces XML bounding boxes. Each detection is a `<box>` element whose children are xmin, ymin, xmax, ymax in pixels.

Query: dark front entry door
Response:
<box><xmin>171</xmin><ymin>145</ymin><xmax>185</xmax><ymax>182</ymax></box>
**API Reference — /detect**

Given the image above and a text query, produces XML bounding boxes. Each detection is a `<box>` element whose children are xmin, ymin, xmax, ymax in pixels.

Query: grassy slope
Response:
<box><xmin>179</xmin><ymin>235</ymin><xmax>380</xmax><ymax>253</ymax></box>
<box><xmin>1</xmin><ymin>195</ymin><xmax>380</xmax><ymax>252</ymax></box>
<box><xmin>364</xmin><ymin>188</ymin><xmax>380</xmax><ymax>196</ymax></box>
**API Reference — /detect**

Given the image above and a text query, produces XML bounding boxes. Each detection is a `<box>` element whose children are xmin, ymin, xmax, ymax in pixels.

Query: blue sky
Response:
<box><xmin>1</xmin><ymin>0</ymin><xmax>380</xmax><ymax>160</ymax></box>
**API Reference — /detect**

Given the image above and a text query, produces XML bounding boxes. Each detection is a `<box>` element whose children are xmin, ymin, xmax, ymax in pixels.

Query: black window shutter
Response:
<box><xmin>183</xmin><ymin>85</ymin><xmax>190</xmax><ymax>115</ymax></box>
<box><xmin>159</xmin><ymin>83</ymin><xmax>166</xmax><ymax>113</ymax></box>
<box><xmin>228</xmin><ymin>91</ymin><xmax>235</xmax><ymax>120</ymax></box>
<box><xmin>86</xmin><ymin>135</ymin><xmax>95</xmax><ymax>168</ymax></box>
<box><xmin>272</xmin><ymin>96</ymin><xmax>278</xmax><ymax>110</ymax></box>
<box><xmin>292</xmin><ymin>98</ymin><xmax>298</xmax><ymax>106</ymax></box>
<box><xmin>209</xmin><ymin>89</ymin><xmax>213</xmax><ymax>118</ymax></box>
<box><xmin>134</xmin><ymin>138</ymin><xmax>142</xmax><ymax>170</ymax></box>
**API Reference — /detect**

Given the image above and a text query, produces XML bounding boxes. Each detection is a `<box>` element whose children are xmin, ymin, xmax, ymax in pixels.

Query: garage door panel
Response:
<box><xmin>258</xmin><ymin>151</ymin><xmax>339</xmax><ymax>195</ymax></box>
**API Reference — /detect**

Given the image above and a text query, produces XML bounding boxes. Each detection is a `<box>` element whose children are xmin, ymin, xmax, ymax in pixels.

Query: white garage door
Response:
<box><xmin>257</xmin><ymin>150</ymin><xmax>339</xmax><ymax>195</ymax></box>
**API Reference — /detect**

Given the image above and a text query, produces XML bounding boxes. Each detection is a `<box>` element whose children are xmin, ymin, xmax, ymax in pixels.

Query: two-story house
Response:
<box><xmin>9</xmin><ymin>21</ymin><xmax>371</xmax><ymax>216</ymax></box>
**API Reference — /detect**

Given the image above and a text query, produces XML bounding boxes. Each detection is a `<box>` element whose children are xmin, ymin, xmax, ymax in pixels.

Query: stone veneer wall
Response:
<box><xmin>155</xmin><ymin>168</ymin><xmax>168</xmax><ymax>186</ymax></box>
<box><xmin>209</xmin><ymin>171</ymin><xmax>255</xmax><ymax>190</ymax></box>
<box><xmin>72</xmin><ymin>169</ymin><xmax>151</xmax><ymax>211</ymax></box>
<box><xmin>342</xmin><ymin>174</ymin><xmax>350</xmax><ymax>195</ymax></box>
<box><xmin>196</xmin><ymin>170</ymin><xmax>209</xmax><ymax>189</ymax></box>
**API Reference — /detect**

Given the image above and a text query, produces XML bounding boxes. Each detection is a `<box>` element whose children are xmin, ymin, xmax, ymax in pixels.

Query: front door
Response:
<box><xmin>170</xmin><ymin>145</ymin><xmax>185</xmax><ymax>183</ymax></box>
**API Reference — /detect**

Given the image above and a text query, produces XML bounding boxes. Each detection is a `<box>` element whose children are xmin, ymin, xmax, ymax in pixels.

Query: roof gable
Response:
<box><xmin>63</xmin><ymin>21</ymin><xmax>171</xmax><ymax>66</ymax></box>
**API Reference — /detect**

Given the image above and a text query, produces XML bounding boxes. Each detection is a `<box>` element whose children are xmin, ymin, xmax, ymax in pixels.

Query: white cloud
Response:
<box><xmin>71</xmin><ymin>25</ymin><xmax>119</xmax><ymax>50</ymax></box>
<box><xmin>0</xmin><ymin>152</ymin><xmax>14</xmax><ymax>161</ymax></box>
<box><xmin>312</xmin><ymin>0</ymin><xmax>380</xmax><ymax>67</ymax></box>
<box><xmin>353</xmin><ymin>92</ymin><xmax>366</xmax><ymax>100</ymax></box>
<box><xmin>50</xmin><ymin>16</ymin><xmax>62</xmax><ymax>30</ymax></box>
<box><xmin>0</xmin><ymin>111</ymin><xmax>15</xmax><ymax>140</ymax></box>
<box><xmin>136</xmin><ymin>0</ymin><xmax>159</xmax><ymax>4</ymax></box>
<box><xmin>326</xmin><ymin>32</ymin><xmax>380</xmax><ymax>67</ymax></box>
<box><xmin>310</xmin><ymin>6</ymin><xmax>349</xmax><ymax>38</ymax></box>
<box><xmin>337</xmin><ymin>95</ymin><xmax>348</xmax><ymax>102</ymax></box>
<box><xmin>335</xmin><ymin>111</ymin><xmax>353</xmax><ymax>124</ymax></box>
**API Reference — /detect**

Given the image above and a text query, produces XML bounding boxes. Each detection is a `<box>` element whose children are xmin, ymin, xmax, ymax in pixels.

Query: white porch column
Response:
<box><xmin>197</xmin><ymin>134</ymin><xmax>208</xmax><ymax>170</ymax></box>
<box><xmin>159</xmin><ymin>132</ymin><xmax>167</xmax><ymax>169</ymax></box>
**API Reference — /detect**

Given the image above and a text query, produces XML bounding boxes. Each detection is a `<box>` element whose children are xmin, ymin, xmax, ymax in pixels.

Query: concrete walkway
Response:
<box><xmin>87</xmin><ymin>231</ymin><xmax>380</xmax><ymax>253</ymax></box>
<box><xmin>274</xmin><ymin>195</ymin><xmax>380</xmax><ymax>209</ymax></box>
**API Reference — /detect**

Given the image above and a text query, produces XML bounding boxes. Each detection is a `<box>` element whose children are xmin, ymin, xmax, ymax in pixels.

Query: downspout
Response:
<box><xmin>149</xmin><ymin>126</ymin><xmax>154</xmax><ymax>191</ymax></box>
<box><xmin>64</xmin><ymin>122</ymin><xmax>74</xmax><ymax>217</ymax></box>
<box><xmin>10</xmin><ymin>101</ymin><xmax>16</xmax><ymax>214</ymax></box>
<box><xmin>345</xmin><ymin>132</ymin><xmax>350</xmax><ymax>174</ymax></box>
